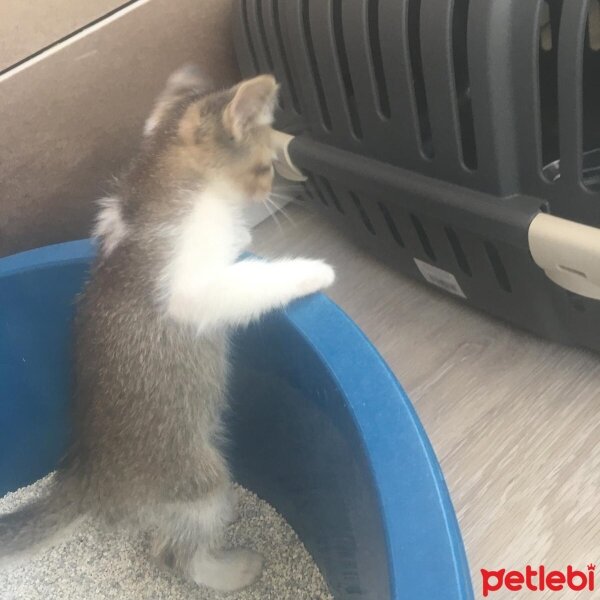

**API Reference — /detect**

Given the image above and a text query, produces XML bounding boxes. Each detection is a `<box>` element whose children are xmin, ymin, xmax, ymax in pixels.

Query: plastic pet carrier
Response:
<box><xmin>235</xmin><ymin>0</ymin><xmax>600</xmax><ymax>353</ymax></box>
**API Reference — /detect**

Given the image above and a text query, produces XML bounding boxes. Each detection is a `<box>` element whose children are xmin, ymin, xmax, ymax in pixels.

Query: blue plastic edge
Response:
<box><xmin>0</xmin><ymin>239</ymin><xmax>95</xmax><ymax>278</ymax></box>
<box><xmin>282</xmin><ymin>297</ymin><xmax>474</xmax><ymax>600</ymax></box>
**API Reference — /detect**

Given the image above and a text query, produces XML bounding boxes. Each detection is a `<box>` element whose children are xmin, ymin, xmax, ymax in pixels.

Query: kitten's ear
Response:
<box><xmin>144</xmin><ymin>64</ymin><xmax>212</xmax><ymax>136</ymax></box>
<box><xmin>223</xmin><ymin>75</ymin><xmax>279</xmax><ymax>142</ymax></box>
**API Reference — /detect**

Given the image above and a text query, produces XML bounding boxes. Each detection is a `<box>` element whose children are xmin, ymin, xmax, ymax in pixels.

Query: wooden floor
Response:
<box><xmin>251</xmin><ymin>204</ymin><xmax>600</xmax><ymax>599</ymax></box>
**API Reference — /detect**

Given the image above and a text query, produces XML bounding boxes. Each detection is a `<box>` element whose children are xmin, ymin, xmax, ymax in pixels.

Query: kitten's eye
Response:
<box><xmin>253</xmin><ymin>164</ymin><xmax>273</xmax><ymax>177</ymax></box>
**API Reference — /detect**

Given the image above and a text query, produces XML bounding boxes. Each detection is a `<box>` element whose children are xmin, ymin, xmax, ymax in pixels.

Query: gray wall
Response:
<box><xmin>0</xmin><ymin>0</ymin><xmax>240</xmax><ymax>256</ymax></box>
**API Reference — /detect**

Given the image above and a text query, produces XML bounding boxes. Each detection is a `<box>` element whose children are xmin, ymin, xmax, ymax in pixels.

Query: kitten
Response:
<box><xmin>0</xmin><ymin>67</ymin><xmax>334</xmax><ymax>591</ymax></box>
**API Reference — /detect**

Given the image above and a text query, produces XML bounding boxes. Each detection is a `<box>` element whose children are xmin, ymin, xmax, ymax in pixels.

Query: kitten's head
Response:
<box><xmin>144</xmin><ymin>66</ymin><xmax>279</xmax><ymax>203</ymax></box>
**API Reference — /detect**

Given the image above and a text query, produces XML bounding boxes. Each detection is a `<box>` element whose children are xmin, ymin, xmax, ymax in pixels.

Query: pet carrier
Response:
<box><xmin>236</xmin><ymin>0</ymin><xmax>600</xmax><ymax>352</ymax></box>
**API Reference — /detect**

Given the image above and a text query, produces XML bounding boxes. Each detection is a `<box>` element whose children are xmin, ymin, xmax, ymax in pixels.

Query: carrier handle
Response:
<box><xmin>274</xmin><ymin>133</ymin><xmax>600</xmax><ymax>301</ymax></box>
<box><xmin>529</xmin><ymin>213</ymin><xmax>600</xmax><ymax>300</ymax></box>
<box><xmin>272</xmin><ymin>131</ymin><xmax>306</xmax><ymax>182</ymax></box>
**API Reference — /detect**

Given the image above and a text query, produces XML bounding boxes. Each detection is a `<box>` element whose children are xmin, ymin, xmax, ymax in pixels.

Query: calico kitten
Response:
<box><xmin>0</xmin><ymin>67</ymin><xmax>335</xmax><ymax>591</ymax></box>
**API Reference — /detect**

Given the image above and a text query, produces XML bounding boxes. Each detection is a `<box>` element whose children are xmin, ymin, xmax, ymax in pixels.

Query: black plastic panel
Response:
<box><xmin>234</xmin><ymin>0</ymin><xmax>600</xmax><ymax>354</ymax></box>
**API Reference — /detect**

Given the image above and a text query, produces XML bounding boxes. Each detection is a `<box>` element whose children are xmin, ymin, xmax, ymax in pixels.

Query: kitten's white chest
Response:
<box><xmin>168</xmin><ymin>191</ymin><xmax>251</xmax><ymax>294</ymax></box>
<box><xmin>234</xmin><ymin>227</ymin><xmax>252</xmax><ymax>255</ymax></box>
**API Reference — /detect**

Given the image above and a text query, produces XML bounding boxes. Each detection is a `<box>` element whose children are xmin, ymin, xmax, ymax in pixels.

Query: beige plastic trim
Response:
<box><xmin>272</xmin><ymin>130</ymin><xmax>306</xmax><ymax>182</ymax></box>
<box><xmin>529</xmin><ymin>213</ymin><xmax>600</xmax><ymax>299</ymax></box>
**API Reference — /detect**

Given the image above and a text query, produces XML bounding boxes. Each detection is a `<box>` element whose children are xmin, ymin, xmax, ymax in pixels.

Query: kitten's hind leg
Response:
<box><xmin>149</xmin><ymin>487</ymin><xmax>262</xmax><ymax>591</ymax></box>
<box><xmin>189</xmin><ymin>547</ymin><xmax>264</xmax><ymax>592</ymax></box>
<box><xmin>223</xmin><ymin>484</ymin><xmax>240</xmax><ymax>525</ymax></box>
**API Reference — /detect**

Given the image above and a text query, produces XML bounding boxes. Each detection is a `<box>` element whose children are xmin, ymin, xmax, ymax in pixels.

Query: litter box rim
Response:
<box><xmin>0</xmin><ymin>239</ymin><xmax>473</xmax><ymax>599</ymax></box>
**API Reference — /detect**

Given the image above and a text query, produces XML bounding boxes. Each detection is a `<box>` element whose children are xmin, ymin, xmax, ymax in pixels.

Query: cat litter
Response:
<box><xmin>0</xmin><ymin>475</ymin><xmax>332</xmax><ymax>600</ymax></box>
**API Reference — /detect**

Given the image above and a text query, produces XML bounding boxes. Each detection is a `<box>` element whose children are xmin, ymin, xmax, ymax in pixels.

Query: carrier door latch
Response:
<box><xmin>272</xmin><ymin>130</ymin><xmax>306</xmax><ymax>182</ymax></box>
<box><xmin>529</xmin><ymin>213</ymin><xmax>600</xmax><ymax>300</ymax></box>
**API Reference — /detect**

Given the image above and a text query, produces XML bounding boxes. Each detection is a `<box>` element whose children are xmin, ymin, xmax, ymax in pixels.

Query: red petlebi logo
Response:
<box><xmin>481</xmin><ymin>564</ymin><xmax>595</xmax><ymax>596</ymax></box>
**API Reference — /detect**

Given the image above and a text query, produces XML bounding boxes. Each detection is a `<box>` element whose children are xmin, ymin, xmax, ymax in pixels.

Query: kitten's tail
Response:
<box><xmin>0</xmin><ymin>473</ymin><xmax>83</xmax><ymax>565</ymax></box>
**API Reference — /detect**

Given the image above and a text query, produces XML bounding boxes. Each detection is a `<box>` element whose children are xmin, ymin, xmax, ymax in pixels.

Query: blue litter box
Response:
<box><xmin>0</xmin><ymin>240</ymin><xmax>473</xmax><ymax>600</ymax></box>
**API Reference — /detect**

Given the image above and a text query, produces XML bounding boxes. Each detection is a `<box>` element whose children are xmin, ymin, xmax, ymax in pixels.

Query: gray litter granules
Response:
<box><xmin>0</xmin><ymin>475</ymin><xmax>333</xmax><ymax>600</ymax></box>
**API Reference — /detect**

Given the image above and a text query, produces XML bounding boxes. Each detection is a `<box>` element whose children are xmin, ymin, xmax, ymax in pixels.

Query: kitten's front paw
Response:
<box><xmin>291</xmin><ymin>259</ymin><xmax>336</xmax><ymax>297</ymax></box>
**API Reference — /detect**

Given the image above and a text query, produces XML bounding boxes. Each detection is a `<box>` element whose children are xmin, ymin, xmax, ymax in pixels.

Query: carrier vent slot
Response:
<box><xmin>452</xmin><ymin>0</ymin><xmax>477</xmax><ymax>170</ymax></box>
<box><xmin>368</xmin><ymin>0</ymin><xmax>391</xmax><ymax>119</ymax></box>
<box><xmin>307</xmin><ymin>174</ymin><xmax>329</xmax><ymax>207</ymax></box>
<box><xmin>242</xmin><ymin>0</ymin><xmax>260</xmax><ymax>73</ymax></box>
<box><xmin>410</xmin><ymin>214</ymin><xmax>436</xmax><ymax>261</ymax></box>
<box><xmin>320</xmin><ymin>177</ymin><xmax>345</xmax><ymax>214</ymax></box>
<box><xmin>567</xmin><ymin>291</ymin><xmax>587</xmax><ymax>312</ymax></box>
<box><xmin>301</xmin><ymin>182</ymin><xmax>316</xmax><ymax>202</ymax></box>
<box><xmin>301</xmin><ymin>0</ymin><xmax>332</xmax><ymax>130</ymax></box>
<box><xmin>273</xmin><ymin>0</ymin><xmax>301</xmax><ymax>113</ymax></box>
<box><xmin>583</xmin><ymin>0</ymin><xmax>600</xmax><ymax>190</ymax></box>
<box><xmin>350</xmin><ymin>192</ymin><xmax>376</xmax><ymax>235</ymax></box>
<box><xmin>484</xmin><ymin>242</ymin><xmax>512</xmax><ymax>292</ymax></box>
<box><xmin>445</xmin><ymin>227</ymin><xmax>472</xmax><ymax>276</ymax></box>
<box><xmin>256</xmin><ymin>0</ymin><xmax>275</xmax><ymax>72</ymax></box>
<box><xmin>539</xmin><ymin>0</ymin><xmax>563</xmax><ymax>179</ymax></box>
<box><xmin>379</xmin><ymin>202</ymin><xmax>405</xmax><ymax>247</ymax></box>
<box><xmin>408</xmin><ymin>0</ymin><xmax>434</xmax><ymax>158</ymax></box>
<box><xmin>332</xmin><ymin>0</ymin><xmax>363</xmax><ymax>138</ymax></box>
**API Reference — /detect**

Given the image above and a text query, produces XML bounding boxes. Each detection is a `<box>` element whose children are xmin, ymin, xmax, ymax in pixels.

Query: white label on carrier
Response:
<box><xmin>414</xmin><ymin>259</ymin><xmax>466</xmax><ymax>299</ymax></box>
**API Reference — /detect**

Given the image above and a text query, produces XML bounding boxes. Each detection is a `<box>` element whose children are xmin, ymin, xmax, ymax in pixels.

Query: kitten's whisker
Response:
<box><xmin>269</xmin><ymin>193</ymin><xmax>300</xmax><ymax>205</ymax></box>
<box><xmin>270</xmin><ymin>201</ymin><xmax>296</xmax><ymax>227</ymax></box>
<box><xmin>269</xmin><ymin>194</ymin><xmax>307</xmax><ymax>212</ymax></box>
<box><xmin>267</xmin><ymin>196</ymin><xmax>297</xmax><ymax>228</ymax></box>
<box><xmin>268</xmin><ymin>196</ymin><xmax>296</xmax><ymax>229</ymax></box>
<box><xmin>270</xmin><ymin>194</ymin><xmax>305</xmax><ymax>208</ymax></box>
<box><xmin>263</xmin><ymin>199</ymin><xmax>283</xmax><ymax>232</ymax></box>
<box><xmin>265</xmin><ymin>196</ymin><xmax>282</xmax><ymax>217</ymax></box>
